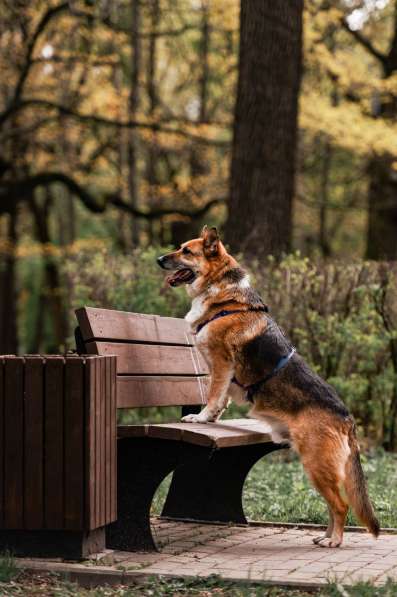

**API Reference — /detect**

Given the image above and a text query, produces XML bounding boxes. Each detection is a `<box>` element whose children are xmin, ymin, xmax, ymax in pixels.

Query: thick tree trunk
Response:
<box><xmin>366</xmin><ymin>157</ymin><xmax>397</xmax><ymax>260</ymax></box>
<box><xmin>225</xmin><ymin>0</ymin><xmax>303</xmax><ymax>257</ymax></box>
<box><xmin>364</xmin><ymin>2</ymin><xmax>397</xmax><ymax>259</ymax></box>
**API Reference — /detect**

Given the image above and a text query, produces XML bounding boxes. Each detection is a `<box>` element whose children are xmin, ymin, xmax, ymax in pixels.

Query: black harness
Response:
<box><xmin>196</xmin><ymin>306</ymin><xmax>268</xmax><ymax>334</ymax></box>
<box><xmin>195</xmin><ymin>306</ymin><xmax>295</xmax><ymax>403</ymax></box>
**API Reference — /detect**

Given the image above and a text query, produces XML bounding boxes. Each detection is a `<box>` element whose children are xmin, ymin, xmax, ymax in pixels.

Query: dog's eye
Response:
<box><xmin>182</xmin><ymin>247</ymin><xmax>191</xmax><ymax>255</ymax></box>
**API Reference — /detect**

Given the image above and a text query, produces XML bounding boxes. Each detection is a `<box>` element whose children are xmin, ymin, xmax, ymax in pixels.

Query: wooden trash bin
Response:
<box><xmin>0</xmin><ymin>355</ymin><xmax>117</xmax><ymax>559</ymax></box>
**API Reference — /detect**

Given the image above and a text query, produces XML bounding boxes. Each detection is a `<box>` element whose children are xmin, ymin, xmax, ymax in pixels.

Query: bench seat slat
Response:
<box><xmin>86</xmin><ymin>342</ymin><xmax>208</xmax><ymax>376</ymax></box>
<box><xmin>117</xmin><ymin>418</ymin><xmax>273</xmax><ymax>448</ymax></box>
<box><xmin>76</xmin><ymin>307</ymin><xmax>194</xmax><ymax>346</ymax></box>
<box><xmin>117</xmin><ymin>376</ymin><xmax>209</xmax><ymax>408</ymax></box>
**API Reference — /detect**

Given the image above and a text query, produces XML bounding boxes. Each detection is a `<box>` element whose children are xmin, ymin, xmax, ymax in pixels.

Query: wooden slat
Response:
<box><xmin>118</xmin><ymin>418</ymin><xmax>274</xmax><ymax>449</ymax></box>
<box><xmin>95</xmin><ymin>355</ymin><xmax>101</xmax><ymax>528</ymax></box>
<box><xmin>86</xmin><ymin>342</ymin><xmax>208</xmax><ymax>376</ymax></box>
<box><xmin>105</xmin><ymin>357</ymin><xmax>111</xmax><ymax>524</ymax></box>
<box><xmin>118</xmin><ymin>424</ymin><xmax>150</xmax><ymax>439</ymax></box>
<box><xmin>44</xmin><ymin>357</ymin><xmax>64</xmax><ymax>529</ymax></box>
<box><xmin>149</xmin><ymin>420</ymin><xmax>273</xmax><ymax>448</ymax></box>
<box><xmin>64</xmin><ymin>358</ymin><xmax>84</xmax><ymax>530</ymax></box>
<box><xmin>85</xmin><ymin>357</ymin><xmax>97</xmax><ymax>530</ymax></box>
<box><xmin>110</xmin><ymin>355</ymin><xmax>117</xmax><ymax>521</ymax></box>
<box><xmin>100</xmin><ymin>357</ymin><xmax>106</xmax><ymax>528</ymax></box>
<box><xmin>0</xmin><ymin>358</ymin><xmax>4</xmax><ymax>528</ymax></box>
<box><xmin>4</xmin><ymin>357</ymin><xmax>24</xmax><ymax>528</ymax></box>
<box><xmin>84</xmin><ymin>356</ymin><xmax>117</xmax><ymax>531</ymax></box>
<box><xmin>76</xmin><ymin>307</ymin><xmax>194</xmax><ymax>346</ymax></box>
<box><xmin>117</xmin><ymin>376</ymin><xmax>208</xmax><ymax>408</ymax></box>
<box><xmin>24</xmin><ymin>357</ymin><xmax>44</xmax><ymax>529</ymax></box>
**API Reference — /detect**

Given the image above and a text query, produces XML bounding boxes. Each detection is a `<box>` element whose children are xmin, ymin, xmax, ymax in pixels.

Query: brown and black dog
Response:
<box><xmin>157</xmin><ymin>226</ymin><xmax>380</xmax><ymax>548</ymax></box>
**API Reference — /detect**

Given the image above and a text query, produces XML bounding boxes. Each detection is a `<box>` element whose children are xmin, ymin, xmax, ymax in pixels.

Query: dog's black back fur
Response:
<box><xmin>241</xmin><ymin>316</ymin><xmax>349</xmax><ymax>418</ymax></box>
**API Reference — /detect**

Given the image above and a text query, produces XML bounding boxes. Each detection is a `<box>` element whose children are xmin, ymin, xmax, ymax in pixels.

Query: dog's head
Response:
<box><xmin>157</xmin><ymin>225</ymin><xmax>225</xmax><ymax>288</ymax></box>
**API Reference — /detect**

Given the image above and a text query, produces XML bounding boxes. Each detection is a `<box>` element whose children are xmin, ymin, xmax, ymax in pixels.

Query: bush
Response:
<box><xmin>63</xmin><ymin>244</ymin><xmax>189</xmax><ymax>321</ymax></box>
<box><xmin>250</xmin><ymin>254</ymin><xmax>397</xmax><ymax>449</ymax></box>
<box><xmin>62</xmin><ymin>248</ymin><xmax>397</xmax><ymax>448</ymax></box>
<box><xmin>0</xmin><ymin>551</ymin><xmax>19</xmax><ymax>582</ymax></box>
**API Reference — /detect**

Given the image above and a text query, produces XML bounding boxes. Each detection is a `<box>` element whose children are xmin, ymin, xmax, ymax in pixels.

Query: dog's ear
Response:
<box><xmin>202</xmin><ymin>226</ymin><xmax>219</xmax><ymax>257</ymax></box>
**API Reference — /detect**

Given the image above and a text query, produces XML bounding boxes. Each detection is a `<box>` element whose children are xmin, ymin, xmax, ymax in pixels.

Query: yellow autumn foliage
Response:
<box><xmin>302</xmin><ymin>2</ymin><xmax>397</xmax><ymax>158</ymax></box>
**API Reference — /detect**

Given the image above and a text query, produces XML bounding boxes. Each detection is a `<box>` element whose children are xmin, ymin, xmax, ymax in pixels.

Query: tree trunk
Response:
<box><xmin>319</xmin><ymin>139</ymin><xmax>332</xmax><ymax>257</ymax></box>
<box><xmin>29</xmin><ymin>193</ymin><xmax>68</xmax><ymax>352</ymax></box>
<box><xmin>146</xmin><ymin>0</ymin><xmax>160</xmax><ymax>245</ymax></box>
<box><xmin>199</xmin><ymin>1</ymin><xmax>210</xmax><ymax>124</ymax></box>
<box><xmin>189</xmin><ymin>2</ymin><xmax>211</xmax><ymax>182</ymax></box>
<box><xmin>225</xmin><ymin>0</ymin><xmax>303</xmax><ymax>257</ymax></box>
<box><xmin>366</xmin><ymin>157</ymin><xmax>397</xmax><ymax>259</ymax></box>
<box><xmin>114</xmin><ymin>56</ymin><xmax>130</xmax><ymax>252</ymax></box>
<box><xmin>0</xmin><ymin>209</ymin><xmax>18</xmax><ymax>354</ymax></box>
<box><xmin>364</xmin><ymin>2</ymin><xmax>397</xmax><ymax>259</ymax></box>
<box><xmin>128</xmin><ymin>0</ymin><xmax>142</xmax><ymax>245</ymax></box>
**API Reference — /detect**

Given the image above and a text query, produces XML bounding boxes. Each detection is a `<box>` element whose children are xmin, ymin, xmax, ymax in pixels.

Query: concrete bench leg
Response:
<box><xmin>162</xmin><ymin>443</ymin><xmax>286</xmax><ymax>524</ymax></box>
<box><xmin>106</xmin><ymin>438</ymin><xmax>206</xmax><ymax>552</ymax></box>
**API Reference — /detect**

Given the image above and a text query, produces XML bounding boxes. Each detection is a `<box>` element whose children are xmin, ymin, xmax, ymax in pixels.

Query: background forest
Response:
<box><xmin>1</xmin><ymin>0</ymin><xmax>397</xmax><ymax>448</ymax></box>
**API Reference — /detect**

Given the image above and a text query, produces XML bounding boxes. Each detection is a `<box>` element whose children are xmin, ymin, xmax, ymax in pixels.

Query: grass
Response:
<box><xmin>1</xmin><ymin>450</ymin><xmax>396</xmax><ymax>595</ymax></box>
<box><xmin>152</xmin><ymin>448</ymin><xmax>397</xmax><ymax>528</ymax></box>
<box><xmin>2</xmin><ymin>572</ymin><xmax>397</xmax><ymax>596</ymax></box>
<box><xmin>0</xmin><ymin>551</ymin><xmax>19</xmax><ymax>583</ymax></box>
<box><xmin>243</xmin><ymin>449</ymin><xmax>397</xmax><ymax>528</ymax></box>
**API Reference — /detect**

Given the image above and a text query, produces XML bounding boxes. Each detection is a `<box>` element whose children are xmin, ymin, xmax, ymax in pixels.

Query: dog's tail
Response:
<box><xmin>344</xmin><ymin>420</ymin><xmax>380</xmax><ymax>538</ymax></box>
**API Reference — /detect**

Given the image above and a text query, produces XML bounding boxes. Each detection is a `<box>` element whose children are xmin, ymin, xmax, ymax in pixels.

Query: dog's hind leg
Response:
<box><xmin>313</xmin><ymin>505</ymin><xmax>334</xmax><ymax>545</ymax></box>
<box><xmin>316</xmin><ymin>487</ymin><xmax>348</xmax><ymax>548</ymax></box>
<box><xmin>292</xmin><ymin>417</ymin><xmax>351</xmax><ymax>547</ymax></box>
<box><xmin>305</xmin><ymin>468</ymin><xmax>348</xmax><ymax>548</ymax></box>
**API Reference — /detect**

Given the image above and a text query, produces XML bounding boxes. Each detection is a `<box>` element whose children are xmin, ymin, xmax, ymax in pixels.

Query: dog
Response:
<box><xmin>157</xmin><ymin>225</ymin><xmax>380</xmax><ymax>548</ymax></box>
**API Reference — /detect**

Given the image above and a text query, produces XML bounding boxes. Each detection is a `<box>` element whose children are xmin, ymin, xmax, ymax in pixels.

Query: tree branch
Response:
<box><xmin>0</xmin><ymin>99</ymin><xmax>230</xmax><ymax>147</ymax></box>
<box><xmin>0</xmin><ymin>171</ymin><xmax>225</xmax><ymax>220</ymax></box>
<box><xmin>32</xmin><ymin>55</ymin><xmax>120</xmax><ymax>68</ymax></box>
<box><xmin>101</xmin><ymin>18</ymin><xmax>237</xmax><ymax>38</ymax></box>
<box><xmin>7</xmin><ymin>3</ymin><xmax>70</xmax><ymax>110</ymax></box>
<box><xmin>108</xmin><ymin>193</ymin><xmax>224</xmax><ymax>220</ymax></box>
<box><xmin>341</xmin><ymin>18</ymin><xmax>387</xmax><ymax>67</ymax></box>
<box><xmin>0</xmin><ymin>172</ymin><xmax>104</xmax><ymax>214</ymax></box>
<box><xmin>0</xmin><ymin>117</ymin><xmax>56</xmax><ymax>142</ymax></box>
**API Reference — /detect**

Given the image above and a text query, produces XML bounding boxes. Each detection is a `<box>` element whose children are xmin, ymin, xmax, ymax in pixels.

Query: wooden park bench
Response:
<box><xmin>75</xmin><ymin>307</ymin><xmax>284</xmax><ymax>552</ymax></box>
<box><xmin>0</xmin><ymin>307</ymin><xmax>284</xmax><ymax>559</ymax></box>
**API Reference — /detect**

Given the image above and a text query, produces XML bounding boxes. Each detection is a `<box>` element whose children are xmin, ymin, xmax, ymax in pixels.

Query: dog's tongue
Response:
<box><xmin>166</xmin><ymin>268</ymin><xmax>195</xmax><ymax>287</ymax></box>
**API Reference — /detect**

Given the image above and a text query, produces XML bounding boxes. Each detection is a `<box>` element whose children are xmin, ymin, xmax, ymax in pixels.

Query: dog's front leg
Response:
<box><xmin>181</xmin><ymin>361</ymin><xmax>233</xmax><ymax>423</ymax></box>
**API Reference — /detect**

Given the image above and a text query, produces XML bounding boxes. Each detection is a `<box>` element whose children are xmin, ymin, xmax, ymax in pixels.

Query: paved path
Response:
<box><xmin>18</xmin><ymin>520</ymin><xmax>397</xmax><ymax>588</ymax></box>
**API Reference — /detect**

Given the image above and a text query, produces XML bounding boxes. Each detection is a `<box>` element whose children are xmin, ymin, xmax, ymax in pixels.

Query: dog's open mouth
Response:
<box><xmin>166</xmin><ymin>268</ymin><xmax>196</xmax><ymax>287</ymax></box>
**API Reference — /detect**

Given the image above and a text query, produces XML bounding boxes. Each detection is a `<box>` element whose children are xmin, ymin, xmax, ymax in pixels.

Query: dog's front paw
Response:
<box><xmin>181</xmin><ymin>409</ymin><xmax>217</xmax><ymax>424</ymax></box>
<box><xmin>181</xmin><ymin>413</ymin><xmax>209</xmax><ymax>423</ymax></box>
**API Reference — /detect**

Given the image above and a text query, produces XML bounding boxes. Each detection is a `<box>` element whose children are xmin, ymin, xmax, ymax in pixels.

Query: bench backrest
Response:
<box><xmin>75</xmin><ymin>307</ymin><xmax>209</xmax><ymax>409</ymax></box>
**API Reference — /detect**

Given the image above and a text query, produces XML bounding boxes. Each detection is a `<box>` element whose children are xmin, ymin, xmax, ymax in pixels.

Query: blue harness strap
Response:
<box><xmin>232</xmin><ymin>347</ymin><xmax>296</xmax><ymax>403</ymax></box>
<box><xmin>195</xmin><ymin>305</ymin><xmax>295</xmax><ymax>404</ymax></box>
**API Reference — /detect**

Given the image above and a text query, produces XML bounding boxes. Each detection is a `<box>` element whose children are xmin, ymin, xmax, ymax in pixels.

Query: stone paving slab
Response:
<box><xmin>16</xmin><ymin>519</ymin><xmax>397</xmax><ymax>588</ymax></box>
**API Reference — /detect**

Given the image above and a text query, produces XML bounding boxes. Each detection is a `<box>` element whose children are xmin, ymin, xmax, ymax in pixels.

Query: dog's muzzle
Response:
<box><xmin>156</xmin><ymin>254</ymin><xmax>196</xmax><ymax>287</ymax></box>
<box><xmin>157</xmin><ymin>255</ymin><xmax>168</xmax><ymax>269</ymax></box>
